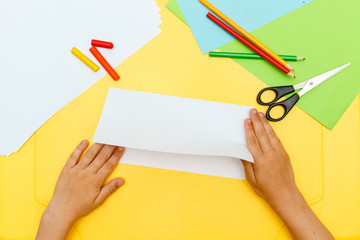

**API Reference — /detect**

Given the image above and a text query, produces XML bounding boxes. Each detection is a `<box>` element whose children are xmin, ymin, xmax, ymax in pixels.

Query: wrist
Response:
<box><xmin>37</xmin><ymin>203</ymin><xmax>77</xmax><ymax>240</ymax></box>
<box><xmin>44</xmin><ymin>202</ymin><xmax>77</xmax><ymax>227</ymax></box>
<box><xmin>267</xmin><ymin>187</ymin><xmax>309</xmax><ymax>222</ymax></box>
<box><xmin>266</xmin><ymin>183</ymin><xmax>300</xmax><ymax>207</ymax></box>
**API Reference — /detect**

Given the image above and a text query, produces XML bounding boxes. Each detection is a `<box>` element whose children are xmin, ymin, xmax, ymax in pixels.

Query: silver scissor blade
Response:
<box><xmin>298</xmin><ymin>63</ymin><xmax>351</xmax><ymax>97</ymax></box>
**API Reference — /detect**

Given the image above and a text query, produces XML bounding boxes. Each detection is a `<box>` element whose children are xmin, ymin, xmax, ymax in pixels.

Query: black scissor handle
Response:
<box><xmin>266</xmin><ymin>93</ymin><xmax>300</xmax><ymax>122</ymax></box>
<box><xmin>257</xmin><ymin>85</ymin><xmax>295</xmax><ymax>106</ymax></box>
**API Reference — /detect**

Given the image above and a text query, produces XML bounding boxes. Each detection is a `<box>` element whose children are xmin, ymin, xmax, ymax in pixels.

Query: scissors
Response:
<box><xmin>257</xmin><ymin>63</ymin><xmax>351</xmax><ymax>122</ymax></box>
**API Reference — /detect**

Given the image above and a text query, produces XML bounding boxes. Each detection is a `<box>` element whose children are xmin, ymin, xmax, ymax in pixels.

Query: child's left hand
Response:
<box><xmin>36</xmin><ymin>140</ymin><xmax>125</xmax><ymax>240</ymax></box>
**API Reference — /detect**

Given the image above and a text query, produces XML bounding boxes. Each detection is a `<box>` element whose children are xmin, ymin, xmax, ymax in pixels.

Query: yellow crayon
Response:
<box><xmin>71</xmin><ymin>47</ymin><xmax>100</xmax><ymax>72</ymax></box>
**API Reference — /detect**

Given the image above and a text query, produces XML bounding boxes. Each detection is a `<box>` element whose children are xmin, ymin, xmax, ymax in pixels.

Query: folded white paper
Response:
<box><xmin>93</xmin><ymin>88</ymin><xmax>254</xmax><ymax>179</ymax></box>
<box><xmin>120</xmin><ymin>148</ymin><xmax>247</xmax><ymax>180</ymax></box>
<box><xmin>0</xmin><ymin>0</ymin><xmax>161</xmax><ymax>155</ymax></box>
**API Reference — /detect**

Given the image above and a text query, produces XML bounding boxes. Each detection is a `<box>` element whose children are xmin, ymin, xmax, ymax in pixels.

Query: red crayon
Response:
<box><xmin>89</xmin><ymin>46</ymin><xmax>120</xmax><ymax>81</ymax></box>
<box><xmin>207</xmin><ymin>13</ymin><xmax>295</xmax><ymax>78</ymax></box>
<box><xmin>91</xmin><ymin>39</ymin><xmax>114</xmax><ymax>49</ymax></box>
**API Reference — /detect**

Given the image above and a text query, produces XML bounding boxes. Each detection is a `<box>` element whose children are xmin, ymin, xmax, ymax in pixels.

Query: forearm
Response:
<box><xmin>36</xmin><ymin>206</ymin><xmax>75</xmax><ymax>240</ymax></box>
<box><xmin>270</xmin><ymin>189</ymin><xmax>334</xmax><ymax>240</ymax></box>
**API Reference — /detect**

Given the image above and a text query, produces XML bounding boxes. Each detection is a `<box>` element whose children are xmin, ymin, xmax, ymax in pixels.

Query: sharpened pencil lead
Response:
<box><xmin>297</xmin><ymin>56</ymin><xmax>305</xmax><ymax>61</ymax></box>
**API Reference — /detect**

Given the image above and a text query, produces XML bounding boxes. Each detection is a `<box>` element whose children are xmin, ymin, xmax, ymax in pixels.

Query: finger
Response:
<box><xmin>77</xmin><ymin>143</ymin><xmax>104</xmax><ymax>168</ymax></box>
<box><xmin>258</xmin><ymin>112</ymin><xmax>285</xmax><ymax>151</ymax></box>
<box><xmin>95</xmin><ymin>178</ymin><xmax>125</xmax><ymax>207</ymax></box>
<box><xmin>244</xmin><ymin>118</ymin><xmax>262</xmax><ymax>157</ymax></box>
<box><xmin>97</xmin><ymin>147</ymin><xmax>125</xmax><ymax>179</ymax></box>
<box><xmin>65</xmin><ymin>140</ymin><xmax>89</xmax><ymax>169</ymax></box>
<box><xmin>88</xmin><ymin>145</ymin><xmax>117</xmax><ymax>172</ymax></box>
<box><xmin>241</xmin><ymin>160</ymin><xmax>256</xmax><ymax>184</ymax></box>
<box><xmin>249</xmin><ymin>109</ymin><xmax>273</xmax><ymax>152</ymax></box>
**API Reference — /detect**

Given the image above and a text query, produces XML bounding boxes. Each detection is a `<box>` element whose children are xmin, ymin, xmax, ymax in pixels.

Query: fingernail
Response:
<box><xmin>117</xmin><ymin>178</ymin><xmax>125</xmax><ymax>187</ymax></box>
<box><xmin>251</xmin><ymin>109</ymin><xmax>258</xmax><ymax>115</ymax></box>
<box><xmin>259</xmin><ymin>112</ymin><xmax>265</xmax><ymax>118</ymax></box>
<box><xmin>245</xmin><ymin>118</ymin><xmax>251</xmax><ymax>124</ymax></box>
<box><xmin>118</xmin><ymin>146</ymin><xmax>124</xmax><ymax>151</ymax></box>
<box><xmin>81</xmin><ymin>140</ymin><xmax>88</xmax><ymax>145</ymax></box>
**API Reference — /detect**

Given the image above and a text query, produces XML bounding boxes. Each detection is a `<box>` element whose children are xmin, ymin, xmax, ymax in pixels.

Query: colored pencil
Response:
<box><xmin>209</xmin><ymin>52</ymin><xmax>305</xmax><ymax>61</ymax></box>
<box><xmin>71</xmin><ymin>47</ymin><xmax>100</xmax><ymax>72</ymax></box>
<box><xmin>199</xmin><ymin>0</ymin><xmax>294</xmax><ymax>71</ymax></box>
<box><xmin>207</xmin><ymin>13</ymin><xmax>295</xmax><ymax>78</ymax></box>
<box><xmin>89</xmin><ymin>46</ymin><xmax>120</xmax><ymax>81</ymax></box>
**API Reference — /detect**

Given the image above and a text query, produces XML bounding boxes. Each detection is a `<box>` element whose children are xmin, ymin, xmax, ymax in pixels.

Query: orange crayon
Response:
<box><xmin>89</xmin><ymin>46</ymin><xmax>120</xmax><ymax>81</ymax></box>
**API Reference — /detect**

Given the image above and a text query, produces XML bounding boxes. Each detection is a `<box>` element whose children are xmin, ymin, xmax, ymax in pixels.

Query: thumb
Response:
<box><xmin>95</xmin><ymin>178</ymin><xmax>125</xmax><ymax>206</ymax></box>
<box><xmin>241</xmin><ymin>160</ymin><xmax>256</xmax><ymax>183</ymax></box>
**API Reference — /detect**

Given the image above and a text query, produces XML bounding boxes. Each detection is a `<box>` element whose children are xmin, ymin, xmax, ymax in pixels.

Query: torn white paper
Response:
<box><xmin>93</xmin><ymin>88</ymin><xmax>254</xmax><ymax>179</ymax></box>
<box><xmin>0</xmin><ymin>0</ymin><xmax>162</xmax><ymax>155</ymax></box>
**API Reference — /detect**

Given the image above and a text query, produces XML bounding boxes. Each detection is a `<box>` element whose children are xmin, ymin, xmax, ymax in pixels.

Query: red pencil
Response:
<box><xmin>207</xmin><ymin>12</ymin><xmax>295</xmax><ymax>78</ymax></box>
<box><xmin>89</xmin><ymin>46</ymin><xmax>120</xmax><ymax>81</ymax></box>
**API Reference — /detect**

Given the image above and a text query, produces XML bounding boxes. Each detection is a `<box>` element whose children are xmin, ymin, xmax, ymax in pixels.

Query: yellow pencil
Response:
<box><xmin>199</xmin><ymin>0</ymin><xmax>294</xmax><ymax>71</ymax></box>
<box><xmin>71</xmin><ymin>47</ymin><xmax>100</xmax><ymax>72</ymax></box>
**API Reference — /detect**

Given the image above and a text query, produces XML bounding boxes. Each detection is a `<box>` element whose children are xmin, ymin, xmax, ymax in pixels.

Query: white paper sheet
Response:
<box><xmin>93</xmin><ymin>88</ymin><xmax>254</xmax><ymax>180</ymax></box>
<box><xmin>0</xmin><ymin>0</ymin><xmax>162</xmax><ymax>155</ymax></box>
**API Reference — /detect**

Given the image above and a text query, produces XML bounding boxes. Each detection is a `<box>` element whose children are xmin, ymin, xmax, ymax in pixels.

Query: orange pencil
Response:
<box><xmin>89</xmin><ymin>46</ymin><xmax>120</xmax><ymax>81</ymax></box>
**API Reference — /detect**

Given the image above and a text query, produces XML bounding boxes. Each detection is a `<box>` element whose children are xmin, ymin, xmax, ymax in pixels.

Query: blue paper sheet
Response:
<box><xmin>177</xmin><ymin>0</ymin><xmax>313</xmax><ymax>54</ymax></box>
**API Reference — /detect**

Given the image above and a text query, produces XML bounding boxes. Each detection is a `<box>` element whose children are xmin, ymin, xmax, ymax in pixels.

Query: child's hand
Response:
<box><xmin>242</xmin><ymin>109</ymin><xmax>334</xmax><ymax>240</ymax></box>
<box><xmin>241</xmin><ymin>109</ymin><xmax>298</xmax><ymax>209</ymax></box>
<box><xmin>36</xmin><ymin>140</ymin><xmax>125</xmax><ymax>240</ymax></box>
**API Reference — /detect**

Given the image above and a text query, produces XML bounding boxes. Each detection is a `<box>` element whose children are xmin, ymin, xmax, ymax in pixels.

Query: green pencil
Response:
<box><xmin>209</xmin><ymin>51</ymin><xmax>305</xmax><ymax>61</ymax></box>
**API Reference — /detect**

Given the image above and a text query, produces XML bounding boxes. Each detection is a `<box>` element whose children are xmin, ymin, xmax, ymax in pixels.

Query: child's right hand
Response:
<box><xmin>241</xmin><ymin>108</ymin><xmax>298</xmax><ymax>209</ymax></box>
<box><xmin>242</xmin><ymin>109</ymin><xmax>334</xmax><ymax>240</ymax></box>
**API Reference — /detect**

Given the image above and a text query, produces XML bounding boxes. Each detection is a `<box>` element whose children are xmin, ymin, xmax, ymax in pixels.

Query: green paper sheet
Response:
<box><xmin>166</xmin><ymin>0</ymin><xmax>360</xmax><ymax>130</ymax></box>
<box><xmin>167</xmin><ymin>0</ymin><xmax>187</xmax><ymax>24</ymax></box>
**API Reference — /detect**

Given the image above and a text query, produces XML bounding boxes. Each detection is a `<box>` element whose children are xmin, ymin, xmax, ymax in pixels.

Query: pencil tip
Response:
<box><xmin>286</xmin><ymin>64</ymin><xmax>293</xmax><ymax>71</ymax></box>
<box><xmin>288</xmin><ymin>72</ymin><xmax>296</xmax><ymax>78</ymax></box>
<box><xmin>297</xmin><ymin>56</ymin><xmax>305</xmax><ymax>61</ymax></box>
